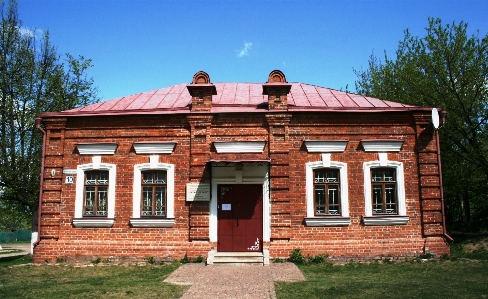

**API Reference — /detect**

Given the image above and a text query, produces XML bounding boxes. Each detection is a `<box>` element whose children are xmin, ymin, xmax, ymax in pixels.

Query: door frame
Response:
<box><xmin>209</xmin><ymin>173</ymin><xmax>270</xmax><ymax>246</ymax></box>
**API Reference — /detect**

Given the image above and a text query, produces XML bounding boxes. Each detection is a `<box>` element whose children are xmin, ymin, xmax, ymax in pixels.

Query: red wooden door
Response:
<box><xmin>217</xmin><ymin>184</ymin><xmax>263</xmax><ymax>252</ymax></box>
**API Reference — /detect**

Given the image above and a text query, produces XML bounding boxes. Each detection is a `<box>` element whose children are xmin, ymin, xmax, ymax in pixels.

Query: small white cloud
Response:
<box><xmin>18</xmin><ymin>27</ymin><xmax>44</xmax><ymax>39</ymax></box>
<box><xmin>237</xmin><ymin>42</ymin><xmax>252</xmax><ymax>57</ymax></box>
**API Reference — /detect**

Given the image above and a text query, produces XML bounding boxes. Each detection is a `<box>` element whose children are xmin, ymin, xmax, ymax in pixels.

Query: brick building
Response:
<box><xmin>33</xmin><ymin>70</ymin><xmax>450</xmax><ymax>264</ymax></box>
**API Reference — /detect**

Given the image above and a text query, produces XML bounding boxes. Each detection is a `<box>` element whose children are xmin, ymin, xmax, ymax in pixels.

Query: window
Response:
<box><xmin>305</xmin><ymin>157</ymin><xmax>350</xmax><ymax>226</ymax></box>
<box><xmin>130</xmin><ymin>159</ymin><xmax>175</xmax><ymax>228</ymax></box>
<box><xmin>363</xmin><ymin>159</ymin><xmax>409</xmax><ymax>225</ymax></box>
<box><xmin>83</xmin><ymin>171</ymin><xmax>109</xmax><ymax>216</ymax></box>
<box><xmin>73</xmin><ymin>157</ymin><xmax>116</xmax><ymax>228</ymax></box>
<box><xmin>141</xmin><ymin>171</ymin><xmax>166</xmax><ymax>217</ymax></box>
<box><xmin>313</xmin><ymin>169</ymin><xmax>340</xmax><ymax>215</ymax></box>
<box><xmin>371</xmin><ymin>168</ymin><xmax>397</xmax><ymax>214</ymax></box>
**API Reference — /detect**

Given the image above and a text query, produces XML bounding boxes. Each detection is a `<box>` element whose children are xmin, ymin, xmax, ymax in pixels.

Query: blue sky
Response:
<box><xmin>18</xmin><ymin>0</ymin><xmax>488</xmax><ymax>102</ymax></box>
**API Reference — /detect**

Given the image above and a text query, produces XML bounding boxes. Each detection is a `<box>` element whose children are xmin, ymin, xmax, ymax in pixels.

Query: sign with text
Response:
<box><xmin>186</xmin><ymin>183</ymin><xmax>210</xmax><ymax>201</ymax></box>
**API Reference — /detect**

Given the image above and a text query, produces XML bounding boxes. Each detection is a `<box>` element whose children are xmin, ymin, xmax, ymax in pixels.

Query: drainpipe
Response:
<box><xmin>33</xmin><ymin>117</ymin><xmax>46</xmax><ymax>247</ymax></box>
<box><xmin>435</xmin><ymin>125</ymin><xmax>453</xmax><ymax>242</ymax></box>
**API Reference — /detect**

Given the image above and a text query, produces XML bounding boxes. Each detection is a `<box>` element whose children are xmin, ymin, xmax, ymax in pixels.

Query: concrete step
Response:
<box><xmin>209</xmin><ymin>252</ymin><xmax>266</xmax><ymax>265</ymax></box>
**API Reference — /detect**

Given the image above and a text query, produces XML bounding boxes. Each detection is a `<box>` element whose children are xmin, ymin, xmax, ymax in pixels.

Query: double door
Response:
<box><xmin>217</xmin><ymin>184</ymin><xmax>263</xmax><ymax>252</ymax></box>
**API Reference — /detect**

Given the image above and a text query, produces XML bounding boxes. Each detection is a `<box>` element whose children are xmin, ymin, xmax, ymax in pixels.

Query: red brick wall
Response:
<box><xmin>33</xmin><ymin>111</ymin><xmax>449</xmax><ymax>263</ymax></box>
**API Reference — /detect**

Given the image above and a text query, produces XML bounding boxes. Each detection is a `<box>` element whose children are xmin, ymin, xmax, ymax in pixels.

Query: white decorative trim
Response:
<box><xmin>304</xmin><ymin>140</ymin><xmax>348</xmax><ymax>152</ymax></box>
<box><xmin>304</xmin><ymin>217</ymin><xmax>351</xmax><ymax>227</ymax></box>
<box><xmin>321</xmin><ymin>154</ymin><xmax>331</xmax><ymax>167</ymax></box>
<box><xmin>306</xmin><ymin>160</ymin><xmax>349</xmax><ymax>218</ymax></box>
<box><xmin>133</xmin><ymin>142</ymin><xmax>176</xmax><ymax>154</ymax></box>
<box><xmin>77</xmin><ymin>143</ymin><xmax>117</xmax><ymax>155</ymax></box>
<box><xmin>74</xmin><ymin>162</ymin><xmax>116</xmax><ymax>219</ymax></box>
<box><xmin>362</xmin><ymin>216</ymin><xmax>409</xmax><ymax>226</ymax></box>
<box><xmin>92</xmin><ymin>156</ymin><xmax>101</xmax><ymax>169</ymax></box>
<box><xmin>132</xmin><ymin>158</ymin><xmax>175</xmax><ymax>219</ymax></box>
<box><xmin>72</xmin><ymin>218</ymin><xmax>114</xmax><ymax>228</ymax></box>
<box><xmin>247</xmin><ymin>238</ymin><xmax>260</xmax><ymax>250</ymax></box>
<box><xmin>361</xmin><ymin>140</ymin><xmax>404</xmax><ymax>152</ymax></box>
<box><xmin>213</xmin><ymin>141</ymin><xmax>266</xmax><ymax>153</ymax></box>
<box><xmin>129</xmin><ymin>218</ymin><xmax>175</xmax><ymax>227</ymax></box>
<box><xmin>378</xmin><ymin>153</ymin><xmax>388</xmax><ymax>166</ymax></box>
<box><xmin>363</xmin><ymin>160</ymin><xmax>406</xmax><ymax>217</ymax></box>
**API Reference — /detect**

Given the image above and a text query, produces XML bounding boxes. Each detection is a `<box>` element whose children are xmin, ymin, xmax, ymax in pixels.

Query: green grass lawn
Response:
<box><xmin>1</xmin><ymin>234</ymin><xmax>487</xmax><ymax>298</ymax></box>
<box><xmin>275</xmin><ymin>260</ymin><xmax>488</xmax><ymax>299</ymax></box>
<box><xmin>276</xmin><ymin>235</ymin><xmax>488</xmax><ymax>299</ymax></box>
<box><xmin>0</xmin><ymin>257</ymin><xmax>188</xmax><ymax>299</ymax></box>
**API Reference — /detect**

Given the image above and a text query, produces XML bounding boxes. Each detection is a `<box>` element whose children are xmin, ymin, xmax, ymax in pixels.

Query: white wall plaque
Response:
<box><xmin>222</xmin><ymin>204</ymin><xmax>231</xmax><ymax>210</ymax></box>
<box><xmin>65</xmin><ymin>176</ymin><xmax>74</xmax><ymax>184</ymax></box>
<box><xmin>63</xmin><ymin>169</ymin><xmax>77</xmax><ymax>174</ymax></box>
<box><xmin>186</xmin><ymin>183</ymin><xmax>210</xmax><ymax>201</ymax></box>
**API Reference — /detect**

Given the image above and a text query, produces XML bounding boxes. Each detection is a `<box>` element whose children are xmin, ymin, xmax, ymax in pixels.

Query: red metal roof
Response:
<box><xmin>41</xmin><ymin>82</ymin><xmax>422</xmax><ymax>117</ymax></box>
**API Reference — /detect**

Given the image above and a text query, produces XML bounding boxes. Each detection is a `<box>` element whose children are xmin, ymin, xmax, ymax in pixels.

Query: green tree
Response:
<box><xmin>355</xmin><ymin>18</ymin><xmax>488</xmax><ymax>229</ymax></box>
<box><xmin>0</xmin><ymin>0</ymin><xmax>99</xmax><ymax>231</ymax></box>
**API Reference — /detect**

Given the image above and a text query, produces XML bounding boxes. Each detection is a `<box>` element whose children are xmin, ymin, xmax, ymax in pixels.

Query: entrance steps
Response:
<box><xmin>207</xmin><ymin>250</ymin><xmax>270</xmax><ymax>266</ymax></box>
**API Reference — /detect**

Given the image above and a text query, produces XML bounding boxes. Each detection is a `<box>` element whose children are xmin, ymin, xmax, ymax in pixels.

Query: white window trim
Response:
<box><xmin>363</xmin><ymin>159</ymin><xmax>409</xmax><ymax>225</ymax></box>
<box><xmin>304</xmin><ymin>155</ymin><xmax>350</xmax><ymax>226</ymax></box>
<box><xmin>73</xmin><ymin>157</ymin><xmax>116</xmax><ymax>228</ymax></box>
<box><xmin>130</xmin><ymin>158</ymin><xmax>175</xmax><ymax>228</ymax></box>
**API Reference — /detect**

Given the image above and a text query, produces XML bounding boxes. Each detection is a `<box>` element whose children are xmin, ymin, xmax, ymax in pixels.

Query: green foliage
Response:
<box><xmin>193</xmin><ymin>256</ymin><xmax>204</xmax><ymax>263</ymax></box>
<box><xmin>91</xmin><ymin>257</ymin><xmax>101</xmax><ymax>265</ymax></box>
<box><xmin>273</xmin><ymin>257</ymin><xmax>286</xmax><ymax>263</ymax></box>
<box><xmin>355</xmin><ymin>18</ymin><xmax>488</xmax><ymax>227</ymax></box>
<box><xmin>0</xmin><ymin>0</ymin><xmax>99</xmax><ymax>231</ymax></box>
<box><xmin>289</xmin><ymin>248</ymin><xmax>306</xmax><ymax>264</ymax></box>
<box><xmin>308</xmin><ymin>253</ymin><xmax>328</xmax><ymax>264</ymax></box>
<box><xmin>289</xmin><ymin>248</ymin><xmax>329</xmax><ymax>264</ymax></box>
<box><xmin>56</xmin><ymin>256</ymin><xmax>66</xmax><ymax>264</ymax></box>
<box><xmin>146</xmin><ymin>256</ymin><xmax>155</xmax><ymax>264</ymax></box>
<box><xmin>180</xmin><ymin>253</ymin><xmax>189</xmax><ymax>264</ymax></box>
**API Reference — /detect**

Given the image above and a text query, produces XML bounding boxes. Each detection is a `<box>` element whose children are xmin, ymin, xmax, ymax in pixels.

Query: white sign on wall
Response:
<box><xmin>186</xmin><ymin>183</ymin><xmax>210</xmax><ymax>201</ymax></box>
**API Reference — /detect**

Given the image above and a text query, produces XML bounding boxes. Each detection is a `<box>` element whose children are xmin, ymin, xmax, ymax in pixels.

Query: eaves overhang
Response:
<box><xmin>36</xmin><ymin>106</ymin><xmax>436</xmax><ymax>119</ymax></box>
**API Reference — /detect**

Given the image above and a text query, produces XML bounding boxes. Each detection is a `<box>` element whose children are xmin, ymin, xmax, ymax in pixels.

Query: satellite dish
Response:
<box><xmin>431</xmin><ymin>108</ymin><xmax>440</xmax><ymax>129</ymax></box>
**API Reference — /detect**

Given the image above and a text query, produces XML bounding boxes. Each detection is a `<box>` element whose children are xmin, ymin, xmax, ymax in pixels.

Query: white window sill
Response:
<box><xmin>130</xmin><ymin>218</ymin><xmax>175</xmax><ymax>228</ymax></box>
<box><xmin>362</xmin><ymin>215</ymin><xmax>409</xmax><ymax>226</ymax></box>
<box><xmin>72</xmin><ymin>218</ymin><xmax>114</xmax><ymax>228</ymax></box>
<box><xmin>304</xmin><ymin>217</ymin><xmax>351</xmax><ymax>227</ymax></box>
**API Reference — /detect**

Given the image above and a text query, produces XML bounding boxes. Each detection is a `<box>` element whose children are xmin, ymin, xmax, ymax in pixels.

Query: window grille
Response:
<box><xmin>371</xmin><ymin>168</ymin><xmax>397</xmax><ymax>214</ymax></box>
<box><xmin>141</xmin><ymin>171</ymin><xmax>166</xmax><ymax>217</ymax></box>
<box><xmin>313</xmin><ymin>169</ymin><xmax>340</xmax><ymax>215</ymax></box>
<box><xmin>83</xmin><ymin>171</ymin><xmax>109</xmax><ymax>216</ymax></box>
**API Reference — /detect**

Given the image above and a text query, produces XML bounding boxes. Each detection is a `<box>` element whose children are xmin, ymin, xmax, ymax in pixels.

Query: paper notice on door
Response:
<box><xmin>222</xmin><ymin>204</ymin><xmax>231</xmax><ymax>210</ymax></box>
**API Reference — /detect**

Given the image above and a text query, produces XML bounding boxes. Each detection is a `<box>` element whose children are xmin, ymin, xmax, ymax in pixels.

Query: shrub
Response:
<box><xmin>180</xmin><ymin>253</ymin><xmax>189</xmax><ymax>264</ymax></box>
<box><xmin>193</xmin><ymin>256</ymin><xmax>204</xmax><ymax>263</ymax></box>
<box><xmin>308</xmin><ymin>254</ymin><xmax>328</xmax><ymax>264</ymax></box>
<box><xmin>289</xmin><ymin>248</ymin><xmax>305</xmax><ymax>264</ymax></box>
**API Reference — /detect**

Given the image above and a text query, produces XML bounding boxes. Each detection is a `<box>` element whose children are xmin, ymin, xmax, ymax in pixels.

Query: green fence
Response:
<box><xmin>0</xmin><ymin>230</ymin><xmax>31</xmax><ymax>243</ymax></box>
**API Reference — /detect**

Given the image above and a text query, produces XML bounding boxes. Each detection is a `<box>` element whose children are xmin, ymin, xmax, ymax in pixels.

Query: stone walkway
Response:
<box><xmin>164</xmin><ymin>263</ymin><xmax>305</xmax><ymax>299</ymax></box>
